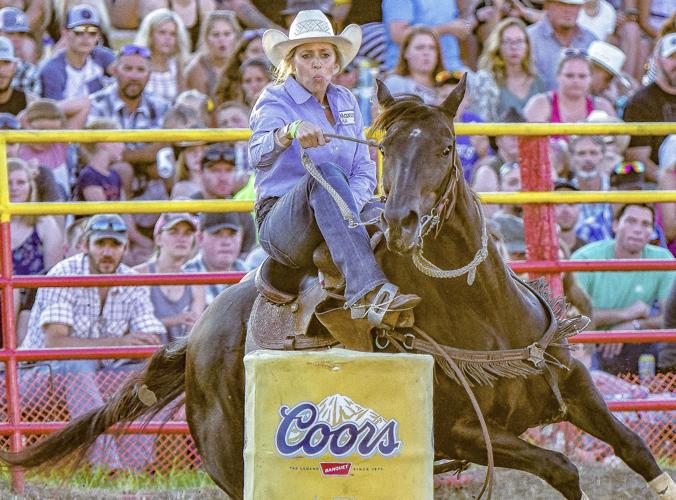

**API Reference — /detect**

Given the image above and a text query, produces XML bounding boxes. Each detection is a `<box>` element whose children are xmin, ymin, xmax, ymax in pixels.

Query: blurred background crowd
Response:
<box><xmin>2</xmin><ymin>0</ymin><xmax>675</xmax><ymax>388</ymax></box>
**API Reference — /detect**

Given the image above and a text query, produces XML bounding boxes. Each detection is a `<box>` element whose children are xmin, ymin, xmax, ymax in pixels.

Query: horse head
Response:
<box><xmin>374</xmin><ymin>75</ymin><xmax>467</xmax><ymax>255</ymax></box>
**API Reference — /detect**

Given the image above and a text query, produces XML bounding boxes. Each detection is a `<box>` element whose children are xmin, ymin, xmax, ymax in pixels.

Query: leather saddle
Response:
<box><xmin>248</xmin><ymin>243</ymin><xmax>377</xmax><ymax>352</ymax></box>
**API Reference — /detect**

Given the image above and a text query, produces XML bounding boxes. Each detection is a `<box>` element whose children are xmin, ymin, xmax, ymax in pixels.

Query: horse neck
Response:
<box><xmin>407</xmin><ymin>181</ymin><xmax>539</xmax><ymax>346</ymax></box>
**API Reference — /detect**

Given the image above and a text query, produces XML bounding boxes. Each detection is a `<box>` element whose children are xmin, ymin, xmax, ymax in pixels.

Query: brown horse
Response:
<box><xmin>0</xmin><ymin>78</ymin><xmax>671</xmax><ymax>500</ymax></box>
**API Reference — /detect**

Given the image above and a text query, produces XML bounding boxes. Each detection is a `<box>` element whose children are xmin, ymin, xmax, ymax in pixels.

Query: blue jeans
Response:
<box><xmin>258</xmin><ymin>162</ymin><xmax>387</xmax><ymax>306</ymax></box>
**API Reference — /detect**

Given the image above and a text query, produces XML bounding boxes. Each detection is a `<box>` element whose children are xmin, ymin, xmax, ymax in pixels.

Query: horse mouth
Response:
<box><xmin>384</xmin><ymin>227</ymin><xmax>418</xmax><ymax>255</ymax></box>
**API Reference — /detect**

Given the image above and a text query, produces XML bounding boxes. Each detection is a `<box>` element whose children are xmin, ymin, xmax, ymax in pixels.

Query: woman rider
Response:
<box><xmin>249</xmin><ymin>9</ymin><xmax>420</xmax><ymax>329</ymax></box>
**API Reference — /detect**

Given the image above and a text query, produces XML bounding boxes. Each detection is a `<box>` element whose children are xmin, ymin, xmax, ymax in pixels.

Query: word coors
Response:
<box><xmin>275</xmin><ymin>401</ymin><xmax>402</xmax><ymax>458</ymax></box>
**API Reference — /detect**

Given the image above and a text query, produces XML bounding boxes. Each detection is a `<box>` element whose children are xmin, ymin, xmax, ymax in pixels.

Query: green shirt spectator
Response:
<box><xmin>571</xmin><ymin>204</ymin><xmax>676</xmax><ymax>374</ymax></box>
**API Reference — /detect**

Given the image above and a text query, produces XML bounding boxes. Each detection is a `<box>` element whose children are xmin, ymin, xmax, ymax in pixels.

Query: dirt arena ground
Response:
<box><xmin>0</xmin><ymin>462</ymin><xmax>670</xmax><ymax>499</ymax></box>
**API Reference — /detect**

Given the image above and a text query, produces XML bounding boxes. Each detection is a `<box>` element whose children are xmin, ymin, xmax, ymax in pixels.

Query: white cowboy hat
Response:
<box><xmin>588</xmin><ymin>41</ymin><xmax>630</xmax><ymax>88</ymax></box>
<box><xmin>262</xmin><ymin>9</ymin><xmax>361</xmax><ymax>71</ymax></box>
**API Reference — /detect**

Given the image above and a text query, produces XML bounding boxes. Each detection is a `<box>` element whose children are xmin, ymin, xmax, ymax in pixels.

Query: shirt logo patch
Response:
<box><xmin>338</xmin><ymin>110</ymin><xmax>355</xmax><ymax>125</ymax></box>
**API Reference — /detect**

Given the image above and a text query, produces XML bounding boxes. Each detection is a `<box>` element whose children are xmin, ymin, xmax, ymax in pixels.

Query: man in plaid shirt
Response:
<box><xmin>23</xmin><ymin>214</ymin><xmax>165</xmax><ymax>349</ymax></box>
<box><xmin>22</xmin><ymin>214</ymin><xmax>164</xmax><ymax>470</ymax></box>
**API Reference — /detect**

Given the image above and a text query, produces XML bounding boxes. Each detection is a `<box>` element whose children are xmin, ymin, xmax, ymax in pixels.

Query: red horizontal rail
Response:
<box><xmin>0</xmin><ymin>272</ymin><xmax>247</xmax><ymax>288</ymax></box>
<box><xmin>1</xmin><ymin>261</ymin><xmax>673</xmax><ymax>291</ymax></box>
<box><xmin>0</xmin><ymin>330</ymin><xmax>674</xmax><ymax>363</ymax></box>
<box><xmin>511</xmin><ymin>259</ymin><xmax>676</xmax><ymax>273</ymax></box>
<box><xmin>0</xmin><ymin>421</ymin><xmax>189</xmax><ymax>435</ymax></box>
<box><xmin>606</xmin><ymin>400</ymin><xmax>676</xmax><ymax>412</ymax></box>
<box><xmin>571</xmin><ymin>331</ymin><xmax>676</xmax><ymax>344</ymax></box>
<box><xmin>0</xmin><ymin>346</ymin><xmax>159</xmax><ymax>361</ymax></box>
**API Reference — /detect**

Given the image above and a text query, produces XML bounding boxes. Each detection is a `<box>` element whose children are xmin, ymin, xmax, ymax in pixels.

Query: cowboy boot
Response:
<box><xmin>350</xmin><ymin>283</ymin><xmax>421</xmax><ymax>330</ymax></box>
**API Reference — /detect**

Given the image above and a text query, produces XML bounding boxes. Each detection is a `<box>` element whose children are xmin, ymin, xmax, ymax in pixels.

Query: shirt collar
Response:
<box><xmin>109</xmin><ymin>83</ymin><xmax>152</xmax><ymax>116</ymax></box>
<box><xmin>284</xmin><ymin>76</ymin><xmax>338</xmax><ymax>105</ymax></box>
<box><xmin>541</xmin><ymin>15</ymin><xmax>555</xmax><ymax>38</ymax></box>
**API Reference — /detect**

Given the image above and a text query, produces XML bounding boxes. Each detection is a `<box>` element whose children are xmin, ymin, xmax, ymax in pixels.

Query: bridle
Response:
<box><xmin>374</xmin><ymin>125</ymin><xmax>489</xmax><ymax>285</ymax></box>
<box><xmin>309</xmin><ymin>130</ymin><xmax>489</xmax><ymax>286</ymax></box>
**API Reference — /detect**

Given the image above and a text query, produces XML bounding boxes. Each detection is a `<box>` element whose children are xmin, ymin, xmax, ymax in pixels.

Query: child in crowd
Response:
<box><xmin>75</xmin><ymin>119</ymin><xmax>124</xmax><ymax>201</ymax></box>
<box><xmin>18</xmin><ymin>99</ymin><xmax>76</xmax><ymax>199</ymax></box>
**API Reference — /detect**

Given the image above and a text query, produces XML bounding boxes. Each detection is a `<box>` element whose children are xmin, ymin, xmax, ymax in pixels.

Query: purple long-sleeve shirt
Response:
<box><xmin>249</xmin><ymin>76</ymin><xmax>377</xmax><ymax>210</ymax></box>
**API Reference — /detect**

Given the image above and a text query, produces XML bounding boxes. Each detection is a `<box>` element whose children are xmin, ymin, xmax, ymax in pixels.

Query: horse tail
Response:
<box><xmin>0</xmin><ymin>337</ymin><xmax>188</xmax><ymax>469</ymax></box>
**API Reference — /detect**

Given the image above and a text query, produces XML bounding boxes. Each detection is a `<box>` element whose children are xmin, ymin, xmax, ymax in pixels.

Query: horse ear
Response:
<box><xmin>376</xmin><ymin>79</ymin><xmax>394</xmax><ymax>107</ymax></box>
<box><xmin>439</xmin><ymin>72</ymin><xmax>468</xmax><ymax>118</ymax></box>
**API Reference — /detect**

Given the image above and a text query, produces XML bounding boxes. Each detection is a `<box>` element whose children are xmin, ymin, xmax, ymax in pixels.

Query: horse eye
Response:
<box><xmin>440</xmin><ymin>147</ymin><xmax>451</xmax><ymax>158</ymax></box>
<box><xmin>378</xmin><ymin>145</ymin><xmax>386</xmax><ymax>155</ymax></box>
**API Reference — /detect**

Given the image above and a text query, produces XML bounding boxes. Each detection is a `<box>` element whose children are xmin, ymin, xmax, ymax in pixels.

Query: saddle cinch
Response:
<box><xmin>248</xmin><ymin>242</ymin><xmax>380</xmax><ymax>353</ymax></box>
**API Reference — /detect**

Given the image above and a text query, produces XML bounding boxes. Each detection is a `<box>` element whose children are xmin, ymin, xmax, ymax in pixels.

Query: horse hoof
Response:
<box><xmin>649</xmin><ymin>472</ymin><xmax>676</xmax><ymax>498</ymax></box>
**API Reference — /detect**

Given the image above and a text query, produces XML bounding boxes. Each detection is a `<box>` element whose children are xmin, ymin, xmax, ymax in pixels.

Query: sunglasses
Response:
<box><xmin>0</xmin><ymin>114</ymin><xmax>19</xmax><ymax>129</ymax></box>
<box><xmin>202</xmin><ymin>147</ymin><xmax>236</xmax><ymax>166</ymax></box>
<box><xmin>119</xmin><ymin>44</ymin><xmax>151</xmax><ymax>59</ymax></box>
<box><xmin>71</xmin><ymin>26</ymin><xmax>99</xmax><ymax>35</ymax></box>
<box><xmin>89</xmin><ymin>217</ymin><xmax>127</xmax><ymax>233</ymax></box>
<box><xmin>499</xmin><ymin>162</ymin><xmax>520</xmax><ymax>178</ymax></box>
<box><xmin>613</xmin><ymin>161</ymin><xmax>645</xmax><ymax>175</ymax></box>
<box><xmin>561</xmin><ymin>48</ymin><xmax>588</xmax><ymax>59</ymax></box>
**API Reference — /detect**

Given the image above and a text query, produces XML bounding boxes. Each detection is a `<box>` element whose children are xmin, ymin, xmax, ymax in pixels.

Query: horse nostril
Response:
<box><xmin>400</xmin><ymin>211</ymin><xmax>419</xmax><ymax>232</ymax></box>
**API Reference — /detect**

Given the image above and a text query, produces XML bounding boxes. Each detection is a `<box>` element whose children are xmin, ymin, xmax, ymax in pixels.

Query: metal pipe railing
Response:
<box><xmin>0</xmin><ymin>124</ymin><xmax>674</xmax><ymax>493</ymax></box>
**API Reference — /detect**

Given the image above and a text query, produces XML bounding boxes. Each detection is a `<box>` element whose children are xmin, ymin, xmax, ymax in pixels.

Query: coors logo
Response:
<box><xmin>275</xmin><ymin>394</ymin><xmax>402</xmax><ymax>458</ymax></box>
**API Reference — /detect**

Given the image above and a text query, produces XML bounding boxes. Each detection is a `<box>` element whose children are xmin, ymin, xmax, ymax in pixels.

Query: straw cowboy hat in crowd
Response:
<box><xmin>262</xmin><ymin>9</ymin><xmax>361</xmax><ymax>71</ymax></box>
<box><xmin>588</xmin><ymin>41</ymin><xmax>631</xmax><ymax>88</ymax></box>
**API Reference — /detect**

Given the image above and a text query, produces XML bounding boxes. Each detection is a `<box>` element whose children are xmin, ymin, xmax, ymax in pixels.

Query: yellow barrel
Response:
<box><xmin>243</xmin><ymin>349</ymin><xmax>434</xmax><ymax>500</ymax></box>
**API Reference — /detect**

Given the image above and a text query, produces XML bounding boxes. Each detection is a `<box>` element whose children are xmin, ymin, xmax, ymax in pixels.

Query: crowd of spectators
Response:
<box><xmin>0</xmin><ymin>0</ymin><xmax>674</xmax><ymax>469</ymax></box>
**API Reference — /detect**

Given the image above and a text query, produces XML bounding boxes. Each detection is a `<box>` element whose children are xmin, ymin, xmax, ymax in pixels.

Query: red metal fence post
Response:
<box><xmin>0</xmin><ymin>140</ymin><xmax>24</xmax><ymax>492</ymax></box>
<box><xmin>519</xmin><ymin>136</ymin><xmax>563</xmax><ymax>296</ymax></box>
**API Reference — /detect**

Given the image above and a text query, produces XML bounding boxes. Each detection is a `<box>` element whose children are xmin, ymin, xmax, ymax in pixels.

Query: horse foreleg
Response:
<box><xmin>441</xmin><ymin>419</ymin><xmax>586</xmax><ymax>499</ymax></box>
<box><xmin>185</xmin><ymin>282</ymin><xmax>258</xmax><ymax>500</ymax></box>
<box><xmin>561</xmin><ymin>360</ymin><xmax>667</xmax><ymax>490</ymax></box>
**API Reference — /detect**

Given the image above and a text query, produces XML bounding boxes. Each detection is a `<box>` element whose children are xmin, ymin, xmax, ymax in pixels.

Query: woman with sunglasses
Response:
<box><xmin>524</xmin><ymin>49</ymin><xmax>616</xmax><ymax>125</ymax></box>
<box><xmin>250</xmin><ymin>10</ymin><xmax>421</xmax><ymax>331</ymax></box>
<box><xmin>184</xmin><ymin>10</ymin><xmax>241</xmax><ymax>100</ymax></box>
<box><xmin>134</xmin><ymin>8</ymin><xmax>191</xmax><ymax>103</ymax></box>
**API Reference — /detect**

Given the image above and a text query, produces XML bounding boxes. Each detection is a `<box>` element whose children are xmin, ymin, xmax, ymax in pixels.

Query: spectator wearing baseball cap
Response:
<box><xmin>553</xmin><ymin>178</ymin><xmax>587</xmax><ymax>253</ymax></box>
<box><xmin>135</xmin><ymin>213</ymin><xmax>205</xmax><ymax>344</ymax></box>
<box><xmin>39</xmin><ymin>4</ymin><xmax>115</xmax><ymax>101</ymax></box>
<box><xmin>190</xmin><ymin>143</ymin><xmax>257</xmax><ymax>254</ymax></box>
<box><xmin>527</xmin><ymin>0</ymin><xmax>597</xmax><ymax>91</ymax></box>
<box><xmin>21</xmin><ymin>211</ymin><xmax>164</xmax><ymax>471</ymax></box>
<box><xmin>0</xmin><ymin>7</ymin><xmax>40</xmax><ymax>95</ymax></box>
<box><xmin>182</xmin><ymin>212</ymin><xmax>250</xmax><ymax>305</ymax></box>
<box><xmin>623</xmin><ymin>32</ymin><xmax>676</xmax><ymax>180</ymax></box>
<box><xmin>0</xmin><ymin>35</ymin><xmax>27</xmax><ymax>117</ymax></box>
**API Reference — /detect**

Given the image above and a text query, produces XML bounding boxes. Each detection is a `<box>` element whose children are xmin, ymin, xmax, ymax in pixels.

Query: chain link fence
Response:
<box><xmin>0</xmin><ymin>364</ymin><xmax>672</xmax><ymax>471</ymax></box>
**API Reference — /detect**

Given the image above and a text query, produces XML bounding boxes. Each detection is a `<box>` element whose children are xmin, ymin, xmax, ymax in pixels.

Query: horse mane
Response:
<box><xmin>372</xmin><ymin>94</ymin><xmax>453</xmax><ymax>132</ymax></box>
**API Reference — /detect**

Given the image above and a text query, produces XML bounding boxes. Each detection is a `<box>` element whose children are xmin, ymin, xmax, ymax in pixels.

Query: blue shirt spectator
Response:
<box><xmin>526</xmin><ymin>0</ymin><xmax>596</xmax><ymax>90</ymax></box>
<box><xmin>39</xmin><ymin>5</ymin><xmax>115</xmax><ymax>100</ymax></box>
<box><xmin>382</xmin><ymin>0</ymin><xmax>468</xmax><ymax>72</ymax></box>
<box><xmin>0</xmin><ymin>7</ymin><xmax>40</xmax><ymax>95</ymax></box>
